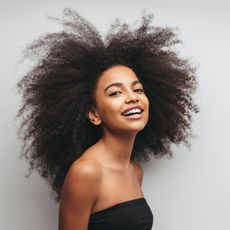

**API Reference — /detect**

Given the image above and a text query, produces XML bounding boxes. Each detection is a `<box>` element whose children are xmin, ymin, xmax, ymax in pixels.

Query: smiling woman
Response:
<box><xmin>16</xmin><ymin>8</ymin><xmax>199</xmax><ymax>230</ymax></box>
<box><xmin>86</xmin><ymin>65</ymin><xmax>149</xmax><ymax>134</ymax></box>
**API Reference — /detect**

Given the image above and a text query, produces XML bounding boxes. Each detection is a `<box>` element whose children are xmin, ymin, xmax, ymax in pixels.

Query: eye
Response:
<box><xmin>109</xmin><ymin>91</ymin><xmax>122</xmax><ymax>96</ymax></box>
<box><xmin>134</xmin><ymin>88</ymin><xmax>144</xmax><ymax>93</ymax></box>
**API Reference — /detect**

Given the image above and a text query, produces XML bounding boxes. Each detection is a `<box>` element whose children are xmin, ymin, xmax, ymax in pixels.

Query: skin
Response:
<box><xmin>58</xmin><ymin>65</ymin><xmax>149</xmax><ymax>230</ymax></box>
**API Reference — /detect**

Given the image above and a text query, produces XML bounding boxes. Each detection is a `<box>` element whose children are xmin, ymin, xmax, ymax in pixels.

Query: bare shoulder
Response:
<box><xmin>131</xmin><ymin>161</ymin><xmax>144</xmax><ymax>186</ymax></box>
<box><xmin>67</xmin><ymin>159</ymin><xmax>102</xmax><ymax>182</ymax></box>
<box><xmin>61</xmin><ymin>159</ymin><xmax>102</xmax><ymax>201</ymax></box>
<box><xmin>59</xmin><ymin>159</ymin><xmax>102</xmax><ymax>230</ymax></box>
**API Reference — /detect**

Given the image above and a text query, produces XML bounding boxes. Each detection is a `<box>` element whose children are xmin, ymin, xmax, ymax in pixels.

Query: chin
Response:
<box><xmin>121</xmin><ymin>122</ymin><xmax>147</xmax><ymax>133</ymax></box>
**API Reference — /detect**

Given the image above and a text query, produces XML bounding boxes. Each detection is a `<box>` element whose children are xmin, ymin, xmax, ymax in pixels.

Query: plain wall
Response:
<box><xmin>1</xmin><ymin>0</ymin><xmax>229</xmax><ymax>229</ymax></box>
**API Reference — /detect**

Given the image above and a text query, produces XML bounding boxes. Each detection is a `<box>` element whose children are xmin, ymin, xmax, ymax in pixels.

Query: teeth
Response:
<box><xmin>123</xmin><ymin>108</ymin><xmax>142</xmax><ymax>116</ymax></box>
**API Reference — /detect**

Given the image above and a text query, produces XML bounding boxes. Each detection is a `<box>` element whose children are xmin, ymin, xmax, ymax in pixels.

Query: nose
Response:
<box><xmin>125</xmin><ymin>90</ymin><xmax>139</xmax><ymax>103</ymax></box>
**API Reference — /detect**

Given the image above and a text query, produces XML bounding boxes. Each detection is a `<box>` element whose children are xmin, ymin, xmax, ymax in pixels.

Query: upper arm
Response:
<box><xmin>132</xmin><ymin>161</ymin><xmax>144</xmax><ymax>186</ymax></box>
<box><xmin>58</xmin><ymin>160</ymin><xmax>101</xmax><ymax>230</ymax></box>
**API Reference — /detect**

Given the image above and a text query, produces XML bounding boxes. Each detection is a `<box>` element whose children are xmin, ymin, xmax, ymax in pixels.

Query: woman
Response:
<box><xmin>16</xmin><ymin>8</ymin><xmax>199</xmax><ymax>230</ymax></box>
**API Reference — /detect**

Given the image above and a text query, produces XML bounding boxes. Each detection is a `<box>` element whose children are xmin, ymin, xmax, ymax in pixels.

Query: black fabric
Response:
<box><xmin>88</xmin><ymin>197</ymin><xmax>153</xmax><ymax>230</ymax></box>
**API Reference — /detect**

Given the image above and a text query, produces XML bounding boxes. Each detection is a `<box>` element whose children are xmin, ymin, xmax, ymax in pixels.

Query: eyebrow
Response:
<box><xmin>104</xmin><ymin>80</ymin><xmax>142</xmax><ymax>93</ymax></box>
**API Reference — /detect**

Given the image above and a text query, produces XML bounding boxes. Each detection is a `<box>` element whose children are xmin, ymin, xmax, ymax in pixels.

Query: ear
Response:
<box><xmin>85</xmin><ymin>108</ymin><xmax>101</xmax><ymax>126</ymax></box>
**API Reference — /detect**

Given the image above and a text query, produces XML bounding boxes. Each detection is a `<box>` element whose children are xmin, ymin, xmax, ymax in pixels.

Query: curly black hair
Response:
<box><xmin>16</xmin><ymin>8</ymin><xmax>199</xmax><ymax>202</ymax></box>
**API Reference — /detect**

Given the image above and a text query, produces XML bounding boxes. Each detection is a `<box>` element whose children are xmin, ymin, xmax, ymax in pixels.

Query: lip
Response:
<box><xmin>123</xmin><ymin>113</ymin><xmax>143</xmax><ymax>120</ymax></box>
<box><xmin>121</xmin><ymin>106</ymin><xmax>144</xmax><ymax>116</ymax></box>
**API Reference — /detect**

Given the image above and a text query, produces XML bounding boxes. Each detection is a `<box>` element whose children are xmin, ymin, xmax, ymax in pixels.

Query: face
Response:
<box><xmin>87</xmin><ymin>65</ymin><xmax>149</xmax><ymax>135</ymax></box>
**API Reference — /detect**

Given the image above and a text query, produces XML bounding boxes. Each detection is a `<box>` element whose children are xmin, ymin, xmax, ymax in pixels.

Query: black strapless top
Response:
<box><xmin>88</xmin><ymin>197</ymin><xmax>153</xmax><ymax>230</ymax></box>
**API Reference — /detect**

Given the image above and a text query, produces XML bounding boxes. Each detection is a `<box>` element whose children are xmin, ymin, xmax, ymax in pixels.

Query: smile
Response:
<box><xmin>121</xmin><ymin>107</ymin><xmax>144</xmax><ymax>116</ymax></box>
<box><xmin>122</xmin><ymin>112</ymin><xmax>143</xmax><ymax>120</ymax></box>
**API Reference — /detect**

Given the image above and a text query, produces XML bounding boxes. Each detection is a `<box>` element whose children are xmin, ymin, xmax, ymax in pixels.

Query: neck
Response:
<box><xmin>97</xmin><ymin>130</ymin><xmax>137</xmax><ymax>170</ymax></box>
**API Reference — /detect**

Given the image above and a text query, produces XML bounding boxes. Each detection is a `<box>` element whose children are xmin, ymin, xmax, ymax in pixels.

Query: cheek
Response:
<box><xmin>96</xmin><ymin>98</ymin><xmax>122</xmax><ymax>120</ymax></box>
<box><xmin>104</xmin><ymin>101</ymin><xmax>122</xmax><ymax>117</ymax></box>
<box><xmin>143</xmin><ymin>95</ymin><xmax>149</xmax><ymax>108</ymax></box>
<box><xmin>143</xmin><ymin>96</ymin><xmax>150</xmax><ymax>119</ymax></box>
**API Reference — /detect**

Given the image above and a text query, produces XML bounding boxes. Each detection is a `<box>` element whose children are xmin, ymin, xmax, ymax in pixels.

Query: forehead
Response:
<box><xmin>97</xmin><ymin>65</ymin><xmax>139</xmax><ymax>87</ymax></box>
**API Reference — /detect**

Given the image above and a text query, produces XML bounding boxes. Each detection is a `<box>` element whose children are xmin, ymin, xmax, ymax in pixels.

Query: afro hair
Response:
<box><xmin>16</xmin><ymin>8</ymin><xmax>199</xmax><ymax>201</ymax></box>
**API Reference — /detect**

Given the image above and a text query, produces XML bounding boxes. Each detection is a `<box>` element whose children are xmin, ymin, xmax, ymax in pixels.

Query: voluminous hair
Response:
<box><xmin>17</xmin><ymin>8</ymin><xmax>199</xmax><ymax>201</ymax></box>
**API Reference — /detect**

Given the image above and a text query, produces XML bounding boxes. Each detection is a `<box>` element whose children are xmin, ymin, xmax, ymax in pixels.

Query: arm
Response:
<box><xmin>58</xmin><ymin>160</ymin><xmax>101</xmax><ymax>230</ymax></box>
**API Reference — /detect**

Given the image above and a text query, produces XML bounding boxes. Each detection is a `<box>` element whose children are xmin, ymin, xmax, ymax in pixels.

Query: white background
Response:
<box><xmin>0</xmin><ymin>0</ymin><xmax>230</xmax><ymax>229</ymax></box>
